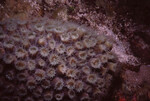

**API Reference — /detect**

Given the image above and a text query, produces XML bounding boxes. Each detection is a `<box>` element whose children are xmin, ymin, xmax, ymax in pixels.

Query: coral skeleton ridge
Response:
<box><xmin>0</xmin><ymin>17</ymin><xmax>117</xmax><ymax>101</ymax></box>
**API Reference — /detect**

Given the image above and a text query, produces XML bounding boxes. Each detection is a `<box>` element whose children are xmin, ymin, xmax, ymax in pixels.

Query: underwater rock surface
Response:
<box><xmin>0</xmin><ymin>17</ymin><xmax>117</xmax><ymax>101</ymax></box>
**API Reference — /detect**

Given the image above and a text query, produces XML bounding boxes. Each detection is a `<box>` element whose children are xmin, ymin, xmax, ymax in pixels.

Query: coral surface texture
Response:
<box><xmin>0</xmin><ymin>17</ymin><xmax>117</xmax><ymax>101</ymax></box>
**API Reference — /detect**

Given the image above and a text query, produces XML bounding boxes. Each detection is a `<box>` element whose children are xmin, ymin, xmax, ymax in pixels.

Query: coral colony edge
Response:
<box><xmin>0</xmin><ymin>17</ymin><xmax>117</xmax><ymax>101</ymax></box>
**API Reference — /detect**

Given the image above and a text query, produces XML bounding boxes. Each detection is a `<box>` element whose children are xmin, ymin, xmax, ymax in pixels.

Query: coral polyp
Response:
<box><xmin>34</xmin><ymin>23</ymin><xmax>44</xmax><ymax>32</ymax></box>
<box><xmin>66</xmin><ymin>79</ymin><xmax>75</xmax><ymax>90</ymax></box>
<box><xmin>75</xmin><ymin>80</ymin><xmax>84</xmax><ymax>92</ymax></box>
<box><xmin>55</xmin><ymin>93</ymin><xmax>64</xmax><ymax>101</ymax></box>
<box><xmin>26</xmin><ymin>76</ymin><xmax>37</xmax><ymax>90</ymax></box>
<box><xmin>66</xmin><ymin>46</ymin><xmax>75</xmax><ymax>56</ymax></box>
<box><xmin>40</xmin><ymin>47</ymin><xmax>49</xmax><ymax>57</ymax></box>
<box><xmin>22</xmin><ymin>39</ymin><xmax>30</xmax><ymax>48</ymax></box>
<box><xmin>5</xmin><ymin>70</ymin><xmax>15</xmax><ymax>80</ymax></box>
<box><xmin>11</xmin><ymin>34</ymin><xmax>21</xmax><ymax>42</ymax></box>
<box><xmin>53</xmin><ymin>26</ymin><xmax>67</xmax><ymax>34</ymax></box>
<box><xmin>3</xmin><ymin>54</ymin><xmax>16</xmax><ymax>64</ymax></box>
<box><xmin>0</xmin><ymin>17</ymin><xmax>117</xmax><ymax>101</ymax></box>
<box><xmin>53</xmin><ymin>77</ymin><xmax>64</xmax><ymax>90</ymax></box>
<box><xmin>80</xmin><ymin>93</ymin><xmax>90</xmax><ymax>101</ymax></box>
<box><xmin>57</xmin><ymin>63</ymin><xmax>67</xmax><ymax>75</ymax></box>
<box><xmin>48</xmin><ymin>39</ymin><xmax>56</xmax><ymax>50</ymax></box>
<box><xmin>75</xmin><ymin>41</ymin><xmax>84</xmax><ymax>50</ymax></box>
<box><xmin>43</xmin><ymin>91</ymin><xmax>53</xmax><ymax>101</ymax></box>
<box><xmin>17</xmin><ymin>72</ymin><xmax>28</xmax><ymax>82</ymax></box>
<box><xmin>25</xmin><ymin>97</ymin><xmax>34</xmax><ymax>101</ymax></box>
<box><xmin>6</xmin><ymin>21</ymin><xmax>17</xmax><ymax>32</ymax></box>
<box><xmin>29</xmin><ymin>46</ymin><xmax>38</xmax><ymax>56</ymax></box>
<box><xmin>56</xmin><ymin>43</ymin><xmax>66</xmax><ymax>54</ymax></box>
<box><xmin>83</xmin><ymin>38</ymin><xmax>97</xmax><ymax>48</ymax></box>
<box><xmin>37</xmin><ymin>58</ymin><xmax>46</xmax><ymax>67</ymax></box>
<box><xmin>0</xmin><ymin>33</ymin><xmax>6</xmax><ymax>40</ymax></box>
<box><xmin>78</xmin><ymin>51</ymin><xmax>87</xmax><ymax>60</ymax></box>
<box><xmin>69</xmin><ymin>57</ymin><xmax>78</xmax><ymax>67</ymax></box>
<box><xmin>66</xmin><ymin>68</ymin><xmax>77</xmax><ymax>78</ymax></box>
<box><xmin>60</xmin><ymin>33</ymin><xmax>70</xmax><ymax>42</ymax></box>
<box><xmin>15</xmin><ymin>48</ymin><xmax>27</xmax><ymax>58</ymax></box>
<box><xmin>46</xmin><ymin>68</ymin><xmax>56</xmax><ymax>78</ymax></box>
<box><xmin>28</xmin><ymin>32</ymin><xmax>36</xmax><ymax>41</ymax></box>
<box><xmin>70</xmin><ymin>32</ymin><xmax>79</xmax><ymax>40</ymax></box>
<box><xmin>68</xmin><ymin>90</ymin><xmax>76</xmax><ymax>99</ymax></box>
<box><xmin>86</xmin><ymin>74</ymin><xmax>98</xmax><ymax>84</ymax></box>
<box><xmin>82</xmin><ymin>66</ymin><xmax>91</xmax><ymax>75</ymax></box>
<box><xmin>49</xmin><ymin>53</ymin><xmax>60</xmax><ymax>65</ymax></box>
<box><xmin>15</xmin><ymin>60</ymin><xmax>26</xmax><ymax>70</ymax></box>
<box><xmin>3</xmin><ymin>40</ymin><xmax>14</xmax><ymax>50</ymax></box>
<box><xmin>17</xmin><ymin>85</ymin><xmax>27</xmax><ymax>97</ymax></box>
<box><xmin>34</xmin><ymin>69</ymin><xmax>46</xmax><ymax>81</ymax></box>
<box><xmin>27</xmin><ymin>60</ymin><xmax>36</xmax><ymax>71</ymax></box>
<box><xmin>38</xmin><ymin>37</ymin><xmax>46</xmax><ymax>46</ymax></box>
<box><xmin>90</xmin><ymin>58</ymin><xmax>101</xmax><ymax>69</ymax></box>
<box><xmin>33</xmin><ymin>86</ymin><xmax>43</xmax><ymax>98</ymax></box>
<box><xmin>41</xmin><ymin>79</ymin><xmax>51</xmax><ymax>89</ymax></box>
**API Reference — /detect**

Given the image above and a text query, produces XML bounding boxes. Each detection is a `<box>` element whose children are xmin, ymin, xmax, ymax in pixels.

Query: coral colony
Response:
<box><xmin>0</xmin><ymin>17</ymin><xmax>117</xmax><ymax>101</ymax></box>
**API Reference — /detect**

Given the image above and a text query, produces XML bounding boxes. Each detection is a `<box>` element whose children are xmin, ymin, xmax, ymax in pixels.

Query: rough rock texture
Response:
<box><xmin>120</xmin><ymin>65</ymin><xmax>150</xmax><ymax>101</ymax></box>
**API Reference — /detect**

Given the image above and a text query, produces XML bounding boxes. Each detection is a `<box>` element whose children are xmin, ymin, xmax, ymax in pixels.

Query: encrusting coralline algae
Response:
<box><xmin>0</xmin><ymin>17</ymin><xmax>117</xmax><ymax>101</ymax></box>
